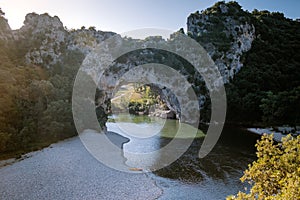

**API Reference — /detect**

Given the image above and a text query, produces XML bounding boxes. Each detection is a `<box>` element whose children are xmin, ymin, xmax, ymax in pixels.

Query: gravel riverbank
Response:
<box><xmin>0</xmin><ymin>131</ymin><xmax>162</xmax><ymax>200</ymax></box>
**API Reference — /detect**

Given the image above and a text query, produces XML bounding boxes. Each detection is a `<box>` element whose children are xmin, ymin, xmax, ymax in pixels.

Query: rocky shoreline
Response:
<box><xmin>247</xmin><ymin>126</ymin><xmax>300</xmax><ymax>142</ymax></box>
<box><xmin>148</xmin><ymin>109</ymin><xmax>177</xmax><ymax>119</ymax></box>
<box><xmin>0</xmin><ymin>131</ymin><xmax>163</xmax><ymax>200</ymax></box>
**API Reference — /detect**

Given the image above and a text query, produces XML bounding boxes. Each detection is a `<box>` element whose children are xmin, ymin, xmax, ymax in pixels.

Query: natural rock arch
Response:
<box><xmin>72</xmin><ymin>30</ymin><xmax>227</xmax><ymax>159</ymax></box>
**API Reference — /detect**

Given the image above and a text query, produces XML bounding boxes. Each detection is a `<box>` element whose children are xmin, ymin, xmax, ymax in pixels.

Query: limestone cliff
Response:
<box><xmin>0</xmin><ymin>2</ymin><xmax>255</xmax><ymax>82</ymax></box>
<box><xmin>4</xmin><ymin>13</ymin><xmax>115</xmax><ymax>68</ymax></box>
<box><xmin>187</xmin><ymin>1</ymin><xmax>255</xmax><ymax>82</ymax></box>
<box><xmin>0</xmin><ymin>2</ymin><xmax>257</xmax><ymax>123</ymax></box>
<box><xmin>17</xmin><ymin>13</ymin><xmax>68</xmax><ymax>67</ymax></box>
<box><xmin>0</xmin><ymin>14</ymin><xmax>12</xmax><ymax>41</ymax></box>
<box><xmin>3</xmin><ymin>1</ymin><xmax>295</xmax><ymax>124</ymax></box>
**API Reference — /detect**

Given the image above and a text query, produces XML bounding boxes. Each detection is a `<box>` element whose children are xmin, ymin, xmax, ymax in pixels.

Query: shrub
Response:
<box><xmin>228</xmin><ymin>134</ymin><xmax>300</xmax><ymax>200</ymax></box>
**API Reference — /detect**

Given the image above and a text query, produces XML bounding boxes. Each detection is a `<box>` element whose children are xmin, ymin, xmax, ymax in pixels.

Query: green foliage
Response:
<box><xmin>193</xmin><ymin>1</ymin><xmax>251</xmax><ymax>53</ymax></box>
<box><xmin>96</xmin><ymin>105</ymin><xmax>108</xmax><ymax>128</ymax></box>
<box><xmin>0</xmin><ymin>28</ymin><xmax>84</xmax><ymax>155</ymax></box>
<box><xmin>260</xmin><ymin>87</ymin><xmax>300</xmax><ymax>125</ymax></box>
<box><xmin>189</xmin><ymin>2</ymin><xmax>299</xmax><ymax>125</ymax></box>
<box><xmin>0</xmin><ymin>132</ymin><xmax>11</xmax><ymax>152</ymax></box>
<box><xmin>128</xmin><ymin>85</ymin><xmax>158</xmax><ymax>115</ymax></box>
<box><xmin>0</xmin><ymin>46</ymin><xmax>46</xmax><ymax>152</ymax></box>
<box><xmin>228</xmin><ymin>134</ymin><xmax>300</xmax><ymax>200</ymax></box>
<box><xmin>38</xmin><ymin>100</ymin><xmax>75</xmax><ymax>139</ymax></box>
<box><xmin>225</xmin><ymin>7</ymin><xmax>300</xmax><ymax>125</ymax></box>
<box><xmin>1</xmin><ymin>2</ymin><xmax>299</xmax><ymax>158</ymax></box>
<box><xmin>203</xmin><ymin>1</ymin><xmax>242</xmax><ymax>16</ymax></box>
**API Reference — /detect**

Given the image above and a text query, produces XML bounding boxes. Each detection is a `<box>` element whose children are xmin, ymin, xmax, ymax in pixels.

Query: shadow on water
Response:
<box><xmin>150</xmin><ymin>127</ymin><xmax>259</xmax><ymax>200</ymax></box>
<box><xmin>107</xmin><ymin>114</ymin><xmax>260</xmax><ymax>199</ymax></box>
<box><xmin>153</xmin><ymin>127</ymin><xmax>259</xmax><ymax>183</ymax></box>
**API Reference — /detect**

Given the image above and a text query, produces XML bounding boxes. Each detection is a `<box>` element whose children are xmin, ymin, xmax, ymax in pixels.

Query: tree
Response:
<box><xmin>260</xmin><ymin>87</ymin><xmax>300</xmax><ymax>125</ymax></box>
<box><xmin>0</xmin><ymin>8</ymin><xmax>5</xmax><ymax>17</ymax></box>
<box><xmin>227</xmin><ymin>134</ymin><xmax>300</xmax><ymax>200</ymax></box>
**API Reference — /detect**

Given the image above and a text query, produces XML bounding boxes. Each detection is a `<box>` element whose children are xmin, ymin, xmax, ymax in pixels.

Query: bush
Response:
<box><xmin>0</xmin><ymin>132</ymin><xmax>12</xmax><ymax>152</ymax></box>
<box><xmin>228</xmin><ymin>134</ymin><xmax>300</xmax><ymax>199</ymax></box>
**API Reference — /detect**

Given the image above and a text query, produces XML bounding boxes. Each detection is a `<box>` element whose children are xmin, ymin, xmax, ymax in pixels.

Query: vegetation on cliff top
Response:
<box><xmin>225</xmin><ymin>6</ymin><xmax>300</xmax><ymax>125</ymax></box>
<box><xmin>190</xmin><ymin>1</ymin><xmax>300</xmax><ymax>126</ymax></box>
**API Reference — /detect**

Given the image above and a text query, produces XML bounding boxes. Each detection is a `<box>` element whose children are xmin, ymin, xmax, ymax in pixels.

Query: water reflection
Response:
<box><xmin>107</xmin><ymin>114</ymin><xmax>201</xmax><ymax>170</ymax></box>
<box><xmin>107</xmin><ymin>114</ymin><xmax>259</xmax><ymax>199</ymax></box>
<box><xmin>110</xmin><ymin>113</ymin><xmax>159</xmax><ymax>124</ymax></box>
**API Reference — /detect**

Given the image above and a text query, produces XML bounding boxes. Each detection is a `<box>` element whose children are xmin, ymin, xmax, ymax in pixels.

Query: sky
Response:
<box><xmin>1</xmin><ymin>0</ymin><xmax>300</xmax><ymax>34</ymax></box>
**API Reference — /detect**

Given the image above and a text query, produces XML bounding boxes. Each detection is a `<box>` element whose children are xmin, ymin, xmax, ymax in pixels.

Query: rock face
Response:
<box><xmin>0</xmin><ymin>1</ymin><xmax>257</xmax><ymax>124</ymax></box>
<box><xmin>68</xmin><ymin>28</ymin><xmax>115</xmax><ymax>55</ymax></box>
<box><xmin>18</xmin><ymin>13</ymin><xmax>68</xmax><ymax>67</ymax></box>
<box><xmin>9</xmin><ymin>13</ymin><xmax>115</xmax><ymax>68</ymax></box>
<box><xmin>0</xmin><ymin>15</ymin><xmax>13</xmax><ymax>41</ymax></box>
<box><xmin>150</xmin><ymin>109</ymin><xmax>177</xmax><ymax>119</ymax></box>
<box><xmin>187</xmin><ymin>1</ymin><xmax>255</xmax><ymax>82</ymax></box>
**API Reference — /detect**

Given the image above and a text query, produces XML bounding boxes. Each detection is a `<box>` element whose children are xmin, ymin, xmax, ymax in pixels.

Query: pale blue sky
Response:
<box><xmin>1</xmin><ymin>0</ymin><xmax>299</xmax><ymax>33</ymax></box>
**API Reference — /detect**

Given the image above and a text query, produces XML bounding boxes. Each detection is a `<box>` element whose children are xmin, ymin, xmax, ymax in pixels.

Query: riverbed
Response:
<box><xmin>0</xmin><ymin>114</ymin><xmax>260</xmax><ymax>200</ymax></box>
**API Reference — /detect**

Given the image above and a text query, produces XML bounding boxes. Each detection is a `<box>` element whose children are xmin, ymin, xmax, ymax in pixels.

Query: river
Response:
<box><xmin>0</xmin><ymin>114</ymin><xmax>260</xmax><ymax>200</ymax></box>
<box><xmin>107</xmin><ymin>114</ymin><xmax>260</xmax><ymax>200</ymax></box>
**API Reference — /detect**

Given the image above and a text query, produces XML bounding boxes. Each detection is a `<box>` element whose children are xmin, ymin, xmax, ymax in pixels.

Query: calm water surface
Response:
<box><xmin>107</xmin><ymin>114</ymin><xmax>259</xmax><ymax>200</ymax></box>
